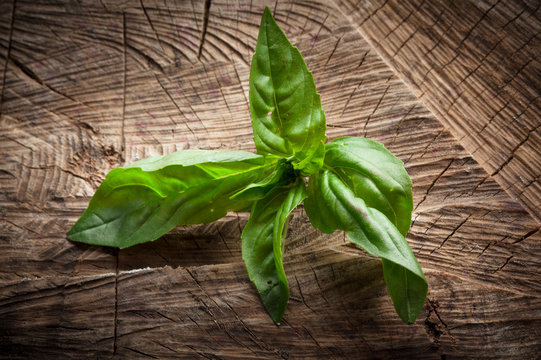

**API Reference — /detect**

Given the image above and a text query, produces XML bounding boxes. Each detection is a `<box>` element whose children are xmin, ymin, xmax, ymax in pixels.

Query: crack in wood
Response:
<box><xmin>0</xmin><ymin>0</ymin><xmax>16</xmax><ymax>117</ymax></box>
<box><xmin>424</xmin><ymin>298</ymin><xmax>455</xmax><ymax>347</ymax></box>
<box><xmin>121</xmin><ymin>12</ymin><xmax>127</xmax><ymax>163</ymax></box>
<box><xmin>188</xmin><ymin>344</ymin><xmax>219</xmax><ymax>359</ymax></box>
<box><xmin>185</xmin><ymin>344</ymin><xmax>213</xmax><ymax>359</ymax></box>
<box><xmin>478</xmin><ymin>100</ymin><xmax>511</xmax><ymax>135</ymax></box>
<box><xmin>154</xmin><ymin>311</ymin><xmax>176</xmax><ymax>323</ymax></box>
<box><xmin>518</xmin><ymin>174</ymin><xmax>541</xmax><ymax>196</ymax></box>
<box><xmin>272</xmin><ymin>0</ymin><xmax>279</xmax><ymax>17</ymax></box>
<box><xmin>430</xmin><ymin>213</ymin><xmax>472</xmax><ymax>254</ymax></box>
<box><xmin>477</xmin><ymin>240</ymin><xmax>494</xmax><ymax>258</ymax></box>
<box><xmin>213</xmin><ymin>72</ymin><xmax>233</xmax><ymax>119</ymax></box>
<box><xmin>491</xmin><ymin>123</ymin><xmax>541</xmax><ymax>177</ymax></box>
<box><xmin>3</xmin><ymin>218</ymin><xmax>43</xmax><ymax>236</ymax></box>
<box><xmin>197</xmin><ymin>0</ymin><xmax>212</xmax><ymax>59</ymax></box>
<box><xmin>302</xmin><ymin>325</ymin><xmax>323</xmax><ymax>349</ymax></box>
<box><xmin>415</xmin><ymin>159</ymin><xmax>454</xmax><ymax>211</ymax></box>
<box><xmin>185</xmin><ymin>268</ymin><xmax>266</xmax><ymax>357</ymax></box>
<box><xmin>308</xmin><ymin>13</ymin><xmax>330</xmax><ymax>55</ymax></box>
<box><xmin>98</xmin><ymin>0</ymin><xmax>109</xmax><ymax>13</ymax></box>
<box><xmin>440</xmin><ymin>0</ymin><xmax>502</xmax><ymax>74</ymax></box>
<box><xmin>469</xmin><ymin>174</ymin><xmax>490</xmax><ymax>196</ymax></box>
<box><xmin>125</xmin><ymin>346</ymin><xmax>159</xmax><ymax>359</ymax></box>
<box><xmin>223</xmin><ymin>300</ymin><xmax>286</xmax><ymax>358</ymax></box>
<box><xmin>393</xmin><ymin>25</ymin><xmax>420</xmax><ymax>57</ymax></box>
<box><xmin>358</xmin><ymin>0</ymin><xmax>390</xmax><ymax>28</ymax></box>
<box><xmin>340</xmin><ymin>79</ymin><xmax>363</xmax><ymax>116</ymax></box>
<box><xmin>493</xmin><ymin>255</ymin><xmax>513</xmax><ymax>273</ymax></box>
<box><xmin>363</xmin><ymin>83</ymin><xmax>390</xmax><ymax>136</ymax></box>
<box><xmin>294</xmin><ymin>275</ymin><xmax>315</xmax><ymax>313</ymax></box>
<box><xmin>139</xmin><ymin>0</ymin><xmax>165</xmax><ymax>54</ymax></box>
<box><xmin>325</xmin><ymin>35</ymin><xmax>343</xmax><ymax>66</ymax></box>
<box><xmin>202</xmin><ymin>27</ymin><xmax>250</xmax><ymax>66</ymax></box>
<box><xmin>454</xmin><ymin>33</ymin><xmax>508</xmax><ymax>91</ymax></box>
<box><xmin>113</xmin><ymin>249</ymin><xmax>119</xmax><ymax>355</ymax></box>
<box><xmin>500</xmin><ymin>6</ymin><xmax>527</xmax><ymax>29</ymax></box>
<box><xmin>513</xmin><ymin>226</ymin><xmax>540</xmax><ymax>244</ymax></box>
<box><xmin>3</xmin><ymin>134</ymin><xmax>34</xmax><ymax>151</ymax></box>
<box><xmin>16</xmin><ymin>162</ymin><xmax>91</xmax><ymax>184</ymax></box>
<box><xmin>8</xmin><ymin>56</ymin><xmax>94</xmax><ymax>111</ymax></box>
<box><xmin>423</xmin><ymin>21</ymin><xmax>453</xmax><ymax>60</ymax></box>
<box><xmin>153</xmin><ymin>73</ymin><xmax>197</xmax><ymax>138</ymax></box>
<box><xmin>215</xmin><ymin>226</ymin><xmax>233</xmax><ymax>256</ymax></box>
<box><xmin>391</xmin><ymin>103</ymin><xmax>416</xmax><ymax>144</ymax></box>
<box><xmin>154</xmin><ymin>341</ymin><xmax>179</xmax><ymax>354</ymax></box>
<box><xmin>309</xmin><ymin>265</ymin><xmax>330</xmax><ymax>305</ymax></box>
<box><xmin>357</xmin><ymin>50</ymin><xmax>369</xmax><ymax>69</ymax></box>
<box><xmin>231</xmin><ymin>61</ymin><xmax>249</xmax><ymax>107</ymax></box>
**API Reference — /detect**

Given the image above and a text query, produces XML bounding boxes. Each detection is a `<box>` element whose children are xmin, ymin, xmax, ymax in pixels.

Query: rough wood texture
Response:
<box><xmin>334</xmin><ymin>0</ymin><xmax>541</xmax><ymax>222</ymax></box>
<box><xmin>1</xmin><ymin>0</ymin><xmax>540</xmax><ymax>358</ymax></box>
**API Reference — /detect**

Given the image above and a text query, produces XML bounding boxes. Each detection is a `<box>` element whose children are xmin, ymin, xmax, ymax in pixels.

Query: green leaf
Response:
<box><xmin>324</xmin><ymin>137</ymin><xmax>413</xmax><ymax>236</ymax></box>
<box><xmin>305</xmin><ymin>140</ymin><xmax>427</xmax><ymax>323</ymax></box>
<box><xmin>249</xmin><ymin>7</ymin><xmax>326</xmax><ymax>174</ymax></box>
<box><xmin>382</xmin><ymin>259</ymin><xmax>428</xmax><ymax>323</ymax></box>
<box><xmin>68</xmin><ymin>150</ymin><xmax>280</xmax><ymax>249</ymax></box>
<box><xmin>242</xmin><ymin>178</ymin><xmax>306</xmax><ymax>324</ymax></box>
<box><xmin>230</xmin><ymin>159</ymin><xmax>296</xmax><ymax>201</ymax></box>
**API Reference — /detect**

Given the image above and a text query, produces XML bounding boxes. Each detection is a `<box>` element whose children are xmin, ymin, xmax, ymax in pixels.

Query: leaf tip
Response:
<box><xmin>269</xmin><ymin>311</ymin><xmax>284</xmax><ymax>325</ymax></box>
<box><xmin>262</xmin><ymin>6</ymin><xmax>278</xmax><ymax>27</ymax></box>
<box><xmin>67</xmin><ymin>221</ymin><xmax>80</xmax><ymax>240</ymax></box>
<box><xmin>401</xmin><ymin>311</ymin><xmax>418</xmax><ymax>325</ymax></box>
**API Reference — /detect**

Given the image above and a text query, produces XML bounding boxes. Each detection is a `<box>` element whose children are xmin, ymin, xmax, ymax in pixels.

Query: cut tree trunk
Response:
<box><xmin>1</xmin><ymin>0</ymin><xmax>540</xmax><ymax>359</ymax></box>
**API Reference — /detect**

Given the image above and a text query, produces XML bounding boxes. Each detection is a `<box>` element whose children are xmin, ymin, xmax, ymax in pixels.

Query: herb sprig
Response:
<box><xmin>69</xmin><ymin>8</ymin><xmax>427</xmax><ymax>324</ymax></box>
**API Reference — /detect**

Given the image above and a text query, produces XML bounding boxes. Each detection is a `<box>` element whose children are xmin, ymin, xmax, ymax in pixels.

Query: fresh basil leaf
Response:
<box><xmin>382</xmin><ymin>259</ymin><xmax>428</xmax><ymax>323</ymax></box>
<box><xmin>305</xmin><ymin>169</ymin><xmax>427</xmax><ymax>323</ymax></box>
<box><xmin>242</xmin><ymin>178</ymin><xmax>306</xmax><ymax>324</ymax></box>
<box><xmin>324</xmin><ymin>137</ymin><xmax>413</xmax><ymax>236</ymax></box>
<box><xmin>321</xmin><ymin>137</ymin><xmax>424</xmax><ymax>323</ymax></box>
<box><xmin>310</xmin><ymin>137</ymin><xmax>424</xmax><ymax>322</ymax></box>
<box><xmin>298</xmin><ymin>140</ymin><xmax>325</xmax><ymax>177</ymax></box>
<box><xmin>249</xmin><ymin>7</ymin><xmax>326</xmax><ymax>174</ymax></box>
<box><xmin>230</xmin><ymin>159</ymin><xmax>296</xmax><ymax>201</ymax></box>
<box><xmin>68</xmin><ymin>150</ymin><xmax>280</xmax><ymax>248</ymax></box>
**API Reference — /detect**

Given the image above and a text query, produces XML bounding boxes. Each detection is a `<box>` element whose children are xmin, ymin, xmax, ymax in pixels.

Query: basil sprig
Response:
<box><xmin>69</xmin><ymin>7</ymin><xmax>427</xmax><ymax>324</ymax></box>
<box><xmin>249</xmin><ymin>8</ymin><xmax>326</xmax><ymax>175</ymax></box>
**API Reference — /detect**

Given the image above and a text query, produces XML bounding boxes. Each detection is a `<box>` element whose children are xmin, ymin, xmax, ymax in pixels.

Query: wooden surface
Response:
<box><xmin>1</xmin><ymin>0</ymin><xmax>540</xmax><ymax>358</ymax></box>
<box><xmin>335</xmin><ymin>0</ymin><xmax>541</xmax><ymax>222</ymax></box>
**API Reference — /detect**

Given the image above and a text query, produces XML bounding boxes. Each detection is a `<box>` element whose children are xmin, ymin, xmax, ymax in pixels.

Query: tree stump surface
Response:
<box><xmin>0</xmin><ymin>0</ymin><xmax>539</xmax><ymax>359</ymax></box>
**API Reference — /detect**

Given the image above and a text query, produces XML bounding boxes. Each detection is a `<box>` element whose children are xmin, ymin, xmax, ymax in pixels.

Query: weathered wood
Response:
<box><xmin>333</xmin><ymin>0</ymin><xmax>541</xmax><ymax>222</ymax></box>
<box><xmin>0</xmin><ymin>273</ymin><xmax>115</xmax><ymax>358</ymax></box>
<box><xmin>1</xmin><ymin>0</ymin><xmax>540</xmax><ymax>358</ymax></box>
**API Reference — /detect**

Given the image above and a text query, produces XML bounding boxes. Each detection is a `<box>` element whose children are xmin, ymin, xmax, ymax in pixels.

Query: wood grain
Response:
<box><xmin>0</xmin><ymin>273</ymin><xmax>115</xmax><ymax>358</ymax></box>
<box><xmin>1</xmin><ymin>0</ymin><xmax>540</xmax><ymax>358</ymax></box>
<box><xmin>333</xmin><ymin>0</ymin><xmax>541</xmax><ymax>222</ymax></box>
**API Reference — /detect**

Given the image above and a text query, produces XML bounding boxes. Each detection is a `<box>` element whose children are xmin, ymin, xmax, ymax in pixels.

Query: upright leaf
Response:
<box><xmin>242</xmin><ymin>179</ymin><xmax>306</xmax><ymax>324</ymax></box>
<box><xmin>68</xmin><ymin>150</ymin><xmax>279</xmax><ymax>248</ymax></box>
<box><xmin>249</xmin><ymin>7</ymin><xmax>326</xmax><ymax>174</ymax></box>
<box><xmin>305</xmin><ymin>139</ymin><xmax>427</xmax><ymax>323</ymax></box>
